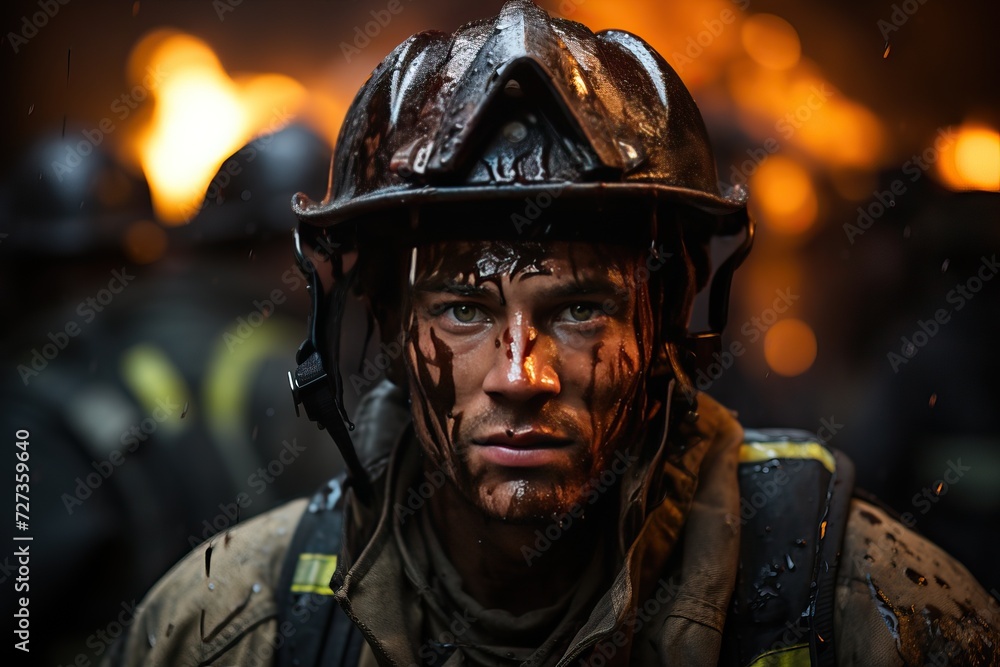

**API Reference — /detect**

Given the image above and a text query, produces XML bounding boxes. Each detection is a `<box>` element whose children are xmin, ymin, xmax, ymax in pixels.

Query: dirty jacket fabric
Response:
<box><xmin>107</xmin><ymin>382</ymin><xmax>1000</xmax><ymax>666</ymax></box>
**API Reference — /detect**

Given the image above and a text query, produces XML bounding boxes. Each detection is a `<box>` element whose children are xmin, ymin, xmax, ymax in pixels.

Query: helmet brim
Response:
<box><xmin>293</xmin><ymin>181</ymin><xmax>748</xmax><ymax>237</ymax></box>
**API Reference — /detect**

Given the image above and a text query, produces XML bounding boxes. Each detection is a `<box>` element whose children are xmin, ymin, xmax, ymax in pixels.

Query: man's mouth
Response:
<box><xmin>470</xmin><ymin>430</ymin><xmax>574</xmax><ymax>467</ymax></box>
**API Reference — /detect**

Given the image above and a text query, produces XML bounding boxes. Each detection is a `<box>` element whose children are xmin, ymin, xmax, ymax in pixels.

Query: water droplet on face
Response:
<box><xmin>208</xmin><ymin>582</ymin><xmax>216</xmax><ymax>591</ymax></box>
<box><xmin>252</xmin><ymin>583</ymin><xmax>262</xmax><ymax>594</ymax></box>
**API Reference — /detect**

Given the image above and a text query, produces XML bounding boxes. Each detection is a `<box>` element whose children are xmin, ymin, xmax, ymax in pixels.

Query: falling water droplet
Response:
<box><xmin>941</xmin><ymin>259</ymin><xmax>950</xmax><ymax>272</ymax></box>
<box><xmin>928</xmin><ymin>393</ymin><xmax>937</xmax><ymax>408</ymax></box>
<box><xmin>883</xmin><ymin>42</ymin><xmax>891</xmax><ymax>58</ymax></box>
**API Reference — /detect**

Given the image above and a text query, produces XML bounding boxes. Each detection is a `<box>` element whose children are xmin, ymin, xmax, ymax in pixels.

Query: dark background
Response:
<box><xmin>1</xmin><ymin>1</ymin><xmax>998</xmax><ymax>664</ymax></box>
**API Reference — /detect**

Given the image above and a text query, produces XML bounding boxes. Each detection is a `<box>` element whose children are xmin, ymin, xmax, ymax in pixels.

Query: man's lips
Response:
<box><xmin>470</xmin><ymin>431</ymin><xmax>574</xmax><ymax>467</ymax></box>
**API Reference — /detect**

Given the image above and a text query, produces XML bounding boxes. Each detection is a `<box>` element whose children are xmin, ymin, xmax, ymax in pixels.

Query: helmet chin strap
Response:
<box><xmin>288</xmin><ymin>227</ymin><xmax>374</xmax><ymax>506</ymax></box>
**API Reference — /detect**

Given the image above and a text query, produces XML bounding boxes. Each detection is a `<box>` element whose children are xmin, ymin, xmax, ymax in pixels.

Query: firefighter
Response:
<box><xmin>108</xmin><ymin>2</ymin><xmax>999</xmax><ymax>665</ymax></box>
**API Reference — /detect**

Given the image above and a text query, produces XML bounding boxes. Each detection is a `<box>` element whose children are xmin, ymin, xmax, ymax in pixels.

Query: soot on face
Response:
<box><xmin>403</xmin><ymin>240</ymin><xmax>654</xmax><ymax>523</ymax></box>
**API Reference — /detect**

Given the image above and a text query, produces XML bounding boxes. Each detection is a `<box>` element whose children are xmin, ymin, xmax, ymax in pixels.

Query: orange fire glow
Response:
<box><xmin>129</xmin><ymin>30</ymin><xmax>307</xmax><ymax>224</ymax></box>
<box><xmin>751</xmin><ymin>156</ymin><xmax>818</xmax><ymax>234</ymax></box>
<box><xmin>741</xmin><ymin>14</ymin><xmax>801</xmax><ymax>71</ymax></box>
<box><xmin>935</xmin><ymin>124</ymin><xmax>1000</xmax><ymax>192</ymax></box>
<box><xmin>764</xmin><ymin>318</ymin><xmax>817</xmax><ymax>377</ymax></box>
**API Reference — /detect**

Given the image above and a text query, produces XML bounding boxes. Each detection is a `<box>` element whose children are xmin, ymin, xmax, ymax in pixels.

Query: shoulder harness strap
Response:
<box><xmin>276</xmin><ymin>476</ymin><xmax>364</xmax><ymax>667</ymax></box>
<box><xmin>721</xmin><ymin>429</ymin><xmax>855</xmax><ymax>667</ymax></box>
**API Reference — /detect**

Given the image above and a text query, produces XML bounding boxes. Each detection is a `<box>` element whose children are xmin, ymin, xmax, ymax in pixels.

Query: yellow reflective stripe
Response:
<box><xmin>202</xmin><ymin>319</ymin><xmax>298</xmax><ymax>496</ymax></box>
<box><xmin>746</xmin><ymin>643</ymin><xmax>811</xmax><ymax>667</ymax></box>
<box><xmin>740</xmin><ymin>441</ymin><xmax>835</xmax><ymax>474</ymax></box>
<box><xmin>290</xmin><ymin>553</ymin><xmax>338</xmax><ymax>595</ymax></box>
<box><xmin>119</xmin><ymin>343</ymin><xmax>191</xmax><ymax>436</ymax></box>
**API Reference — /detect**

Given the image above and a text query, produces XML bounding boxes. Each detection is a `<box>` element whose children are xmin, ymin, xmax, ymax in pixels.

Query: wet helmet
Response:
<box><xmin>288</xmin><ymin>0</ymin><xmax>753</xmax><ymax>498</ymax></box>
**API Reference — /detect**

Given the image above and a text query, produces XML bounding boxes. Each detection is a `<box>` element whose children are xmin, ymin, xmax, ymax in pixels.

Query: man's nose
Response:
<box><xmin>482</xmin><ymin>320</ymin><xmax>560</xmax><ymax>403</ymax></box>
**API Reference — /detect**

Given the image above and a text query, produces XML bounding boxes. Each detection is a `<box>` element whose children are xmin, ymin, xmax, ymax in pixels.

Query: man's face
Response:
<box><xmin>403</xmin><ymin>240</ymin><xmax>650</xmax><ymax>523</ymax></box>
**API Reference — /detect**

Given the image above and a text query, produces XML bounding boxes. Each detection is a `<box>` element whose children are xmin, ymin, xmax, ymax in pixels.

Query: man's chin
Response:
<box><xmin>471</xmin><ymin>478</ymin><xmax>587</xmax><ymax>524</ymax></box>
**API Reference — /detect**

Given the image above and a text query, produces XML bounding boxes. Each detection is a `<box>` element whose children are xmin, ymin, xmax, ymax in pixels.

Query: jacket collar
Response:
<box><xmin>334</xmin><ymin>380</ymin><xmax>744</xmax><ymax>666</ymax></box>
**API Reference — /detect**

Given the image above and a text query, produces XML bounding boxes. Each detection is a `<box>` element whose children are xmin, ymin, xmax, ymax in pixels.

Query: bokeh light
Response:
<box><xmin>764</xmin><ymin>318</ymin><xmax>817</xmax><ymax>376</ymax></box>
<box><xmin>936</xmin><ymin>124</ymin><xmax>1000</xmax><ymax>192</ymax></box>
<box><xmin>750</xmin><ymin>156</ymin><xmax>818</xmax><ymax>234</ymax></box>
<box><xmin>741</xmin><ymin>14</ymin><xmax>801</xmax><ymax>71</ymax></box>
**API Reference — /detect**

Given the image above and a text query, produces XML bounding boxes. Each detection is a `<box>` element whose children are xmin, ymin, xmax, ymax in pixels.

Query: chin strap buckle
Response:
<box><xmin>288</xmin><ymin>347</ymin><xmax>336</xmax><ymax>430</ymax></box>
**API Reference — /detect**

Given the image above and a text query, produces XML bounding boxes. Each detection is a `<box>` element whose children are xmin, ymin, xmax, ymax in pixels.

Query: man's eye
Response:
<box><xmin>565</xmin><ymin>304</ymin><xmax>596</xmax><ymax>322</ymax></box>
<box><xmin>451</xmin><ymin>304</ymin><xmax>481</xmax><ymax>323</ymax></box>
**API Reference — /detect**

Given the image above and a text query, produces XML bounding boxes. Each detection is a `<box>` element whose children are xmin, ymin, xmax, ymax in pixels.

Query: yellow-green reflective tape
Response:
<box><xmin>740</xmin><ymin>442</ymin><xmax>835</xmax><ymax>474</ymax></box>
<box><xmin>120</xmin><ymin>343</ymin><xmax>191</xmax><ymax>436</ymax></box>
<box><xmin>290</xmin><ymin>553</ymin><xmax>338</xmax><ymax>595</ymax></box>
<box><xmin>747</xmin><ymin>643</ymin><xmax>811</xmax><ymax>667</ymax></box>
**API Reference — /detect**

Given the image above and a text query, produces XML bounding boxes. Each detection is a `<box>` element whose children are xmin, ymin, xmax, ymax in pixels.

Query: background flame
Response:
<box><xmin>130</xmin><ymin>30</ymin><xmax>306</xmax><ymax>224</ymax></box>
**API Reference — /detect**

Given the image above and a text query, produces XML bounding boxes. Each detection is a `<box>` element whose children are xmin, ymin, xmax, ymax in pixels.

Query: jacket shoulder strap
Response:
<box><xmin>721</xmin><ymin>429</ymin><xmax>855</xmax><ymax>667</ymax></box>
<box><xmin>276</xmin><ymin>476</ymin><xmax>365</xmax><ymax>667</ymax></box>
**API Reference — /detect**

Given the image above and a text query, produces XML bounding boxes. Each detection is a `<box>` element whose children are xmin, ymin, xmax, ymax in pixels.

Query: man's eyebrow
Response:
<box><xmin>535</xmin><ymin>276</ymin><xmax>627</xmax><ymax>300</ymax></box>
